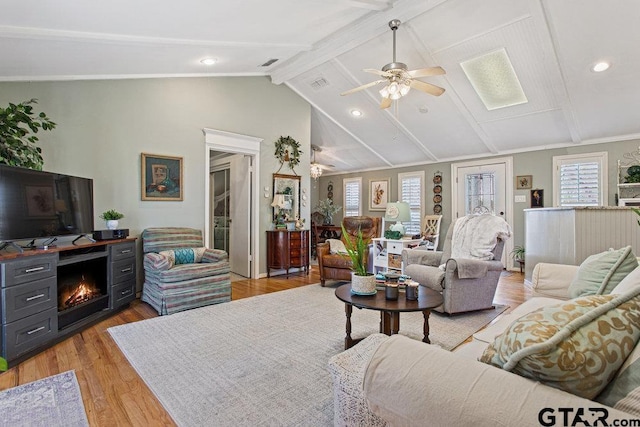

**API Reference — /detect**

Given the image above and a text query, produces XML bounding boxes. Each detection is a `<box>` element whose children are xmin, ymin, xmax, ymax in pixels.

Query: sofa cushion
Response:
<box><xmin>597</xmin><ymin>342</ymin><xmax>640</xmax><ymax>413</ymax></box>
<box><xmin>479</xmin><ymin>287</ymin><xmax>640</xmax><ymax>399</ymax></box>
<box><xmin>568</xmin><ymin>246</ymin><xmax>638</xmax><ymax>298</ymax></box>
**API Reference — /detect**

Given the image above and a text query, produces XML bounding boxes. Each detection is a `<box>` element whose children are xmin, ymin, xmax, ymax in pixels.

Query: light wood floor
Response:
<box><xmin>0</xmin><ymin>267</ymin><xmax>530</xmax><ymax>426</ymax></box>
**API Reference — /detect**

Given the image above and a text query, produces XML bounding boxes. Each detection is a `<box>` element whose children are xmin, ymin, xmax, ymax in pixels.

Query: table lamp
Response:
<box><xmin>384</xmin><ymin>201</ymin><xmax>411</xmax><ymax>236</ymax></box>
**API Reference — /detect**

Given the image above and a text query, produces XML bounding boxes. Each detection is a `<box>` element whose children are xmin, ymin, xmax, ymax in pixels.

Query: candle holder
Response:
<box><xmin>406</xmin><ymin>283</ymin><xmax>418</xmax><ymax>301</ymax></box>
<box><xmin>385</xmin><ymin>283</ymin><xmax>399</xmax><ymax>300</ymax></box>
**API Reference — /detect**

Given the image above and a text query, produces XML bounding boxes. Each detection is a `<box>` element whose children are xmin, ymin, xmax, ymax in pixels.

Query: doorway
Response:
<box><xmin>204</xmin><ymin>128</ymin><xmax>262</xmax><ymax>280</ymax></box>
<box><xmin>451</xmin><ymin>157</ymin><xmax>514</xmax><ymax>269</ymax></box>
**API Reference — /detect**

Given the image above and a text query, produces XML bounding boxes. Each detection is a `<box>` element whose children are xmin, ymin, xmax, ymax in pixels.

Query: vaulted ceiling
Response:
<box><xmin>2</xmin><ymin>0</ymin><xmax>639</xmax><ymax>174</ymax></box>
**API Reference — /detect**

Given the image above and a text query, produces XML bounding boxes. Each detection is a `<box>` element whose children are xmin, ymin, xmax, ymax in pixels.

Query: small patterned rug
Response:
<box><xmin>0</xmin><ymin>370</ymin><xmax>88</xmax><ymax>427</ymax></box>
<box><xmin>109</xmin><ymin>284</ymin><xmax>507</xmax><ymax>426</ymax></box>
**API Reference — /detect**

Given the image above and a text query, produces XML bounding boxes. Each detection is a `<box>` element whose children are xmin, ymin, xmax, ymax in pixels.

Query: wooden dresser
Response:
<box><xmin>266</xmin><ymin>230</ymin><xmax>310</xmax><ymax>278</ymax></box>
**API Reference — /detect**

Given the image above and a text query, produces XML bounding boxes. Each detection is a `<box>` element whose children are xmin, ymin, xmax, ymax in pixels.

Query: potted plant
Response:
<box><xmin>510</xmin><ymin>245</ymin><xmax>525</xmax><ymax>273</ymax></box>
<box><xmin>0</xmin><ymin>99</ymin><xmax>56</xmax><ymax>170</ymax></box>
<box><xmin>341</xmin><ymin>224</ymin><xmax>376</xmax><ymax>295</ymax></box>
<box><xmin>100</xmin><ymin>209</ymin><xmax>124</xmax><ymax>230</ymax></box>
<box><xmin>314</xmin><ymin>199</ymin><xmax>342</xmax><ymax>225</ymax></box>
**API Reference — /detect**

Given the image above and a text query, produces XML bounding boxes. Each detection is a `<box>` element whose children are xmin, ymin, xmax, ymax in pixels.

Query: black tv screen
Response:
<box><xmin>0</xmin><ymin>164</ymin><xmax>94</xmax><ymax>242</ymax></box>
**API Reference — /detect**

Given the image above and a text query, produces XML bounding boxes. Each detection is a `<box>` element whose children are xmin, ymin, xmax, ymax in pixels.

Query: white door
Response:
<box><xmin>452</xmin><ymin>157</ymin><xmax>513</xmax><ymax>268</ymax></box>
<box><xmin>229</xmin><ymin>155</ymin><xmax>251</xmax><ymax>278</ymax></box>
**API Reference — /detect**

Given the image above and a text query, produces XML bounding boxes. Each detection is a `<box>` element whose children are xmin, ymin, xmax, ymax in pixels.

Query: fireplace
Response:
<box><xmin>57</xmin><ymin>257</ymin><xmax>109</xmax><ymax>330</ymax></box>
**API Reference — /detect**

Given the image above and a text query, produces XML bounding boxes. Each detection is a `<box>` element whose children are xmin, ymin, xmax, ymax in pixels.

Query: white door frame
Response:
<box><xmin>451</xmin><ymin>156</ymin><xmax>514</xmax><ymax>270</ymax></box>
<box><xmin>203</xmin><ymin>128</ymin><xmax>262</xmax><ymax>279</ymax></box>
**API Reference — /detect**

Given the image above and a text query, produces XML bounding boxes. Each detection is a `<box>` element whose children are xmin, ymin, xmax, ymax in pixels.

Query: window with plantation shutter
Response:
<box><xmin>553</xmin><ymin>152</ymin><xmax>608</xmax><ymax>207</ymax></box>
<box><xmin>398</xmin><ymin>172</ymin><xmax>424</xmax><ymax>235</ymax></box>
<box><xmin>343</xmin><ymin>178</ymin><xmax>362</xmax><ymax>217</ymax></box>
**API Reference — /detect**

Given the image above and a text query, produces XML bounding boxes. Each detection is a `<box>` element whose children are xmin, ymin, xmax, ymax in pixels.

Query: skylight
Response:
<box><xmin>460</xmin><ymin>48</ymin><xmax>528</xmax><ymax>111</ymax></box>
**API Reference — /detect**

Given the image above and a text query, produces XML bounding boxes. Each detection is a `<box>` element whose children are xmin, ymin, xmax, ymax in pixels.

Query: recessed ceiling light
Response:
<box><xmin>592</xmin><ymin>61</ymin><xmax>610</xmax><ymax>72</ymax></box>
<box><xmin>200</xmin><ymin>58</ymin><xmax>217</xmax><ymax>66</ymax></box>
<box><xmin>460</xmin><ymin>48</ymin><xmax>528</xmax><ymax>111</ymax></box>
<box><xmin>350</xmin><ymin>109</ymin><xmax>363</xmax><ymax>117</ymax></box>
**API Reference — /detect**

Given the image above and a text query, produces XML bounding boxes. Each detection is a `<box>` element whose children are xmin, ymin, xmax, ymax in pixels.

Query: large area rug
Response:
<box><xmin>0</xmin><ymin>370</ymin><xmax>88</xmax><ymax>427</ymax></box>
<box><xmin>108</xmin><ymin>284</ymin><xmax>507</xmax><ymax>426</ymax></box>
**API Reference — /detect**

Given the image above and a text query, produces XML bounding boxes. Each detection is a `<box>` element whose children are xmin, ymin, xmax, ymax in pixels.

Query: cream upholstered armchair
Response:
<box><xmin>402</xmin><ymin>214</ymin><xmax>510</xmax><ymax>314</ymax></box>
<box><xmin>141</xmin><ymin>227</ymin><xmax>231</xmax><ymax>315</ymax></box>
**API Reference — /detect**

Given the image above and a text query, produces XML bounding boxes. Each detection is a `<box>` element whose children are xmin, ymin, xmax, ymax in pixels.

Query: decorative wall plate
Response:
<box><xmin>433</xmin><ymin>204</ymin><xmax>442</xmax><ymax>214</ymax></box>
<box><xmin>433</xmin><ymin>194</ymin><xmax>442</xmax><ymax>203</ymax></box>
<box><xmin>433</xmin><ymin>175</ymin><xmax>442</xmax><ymax>184</ymax></box>
<box><xmin>433</xmin><ymin>185</ymin><xmax>442</xmax><ymax>194</ymax></box>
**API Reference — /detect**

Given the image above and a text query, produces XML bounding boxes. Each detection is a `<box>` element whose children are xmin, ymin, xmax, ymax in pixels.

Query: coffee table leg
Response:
<box><xmin>344</xmin><ymin>304</ymin><xmax>353</xmax><ymax>349</ymax></box>
<box><xmin>380</xmin><ymin>311</ymin><xmax>400</xmax><ymax>336</ymax></box>
<box><xmin>422</xmin><ymin>310</ymin><xmax>431</xmax><ymax>344</ymax></box>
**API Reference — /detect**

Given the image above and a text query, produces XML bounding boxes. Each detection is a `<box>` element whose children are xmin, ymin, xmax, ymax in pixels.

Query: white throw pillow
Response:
<box><xmin>611</xmin><ymin>266</ymin><xmax>640</xmax><ymax>295</ymax></box>
<box><xmin>328</xmin><ymin>239</ymin><xmax>348</xmax><ymax>254</ymax></box>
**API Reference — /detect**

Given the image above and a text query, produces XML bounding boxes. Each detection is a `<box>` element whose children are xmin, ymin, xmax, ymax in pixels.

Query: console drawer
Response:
<box><xmin>109</xmin><ymin>242</ymin><xmax>135</xmax><ymax>261</ymax></box>
<box><xmin>111</xmin><ymin>258</ymin><xmax>135</xmax><ymax>285</ymax></box>
<box><xmin>111</xmin><ymin>280</ymin><xmax>135</xmax><ymax>310</ymax></box>
<box><xmin>2</xmin><ymin>276</ymin><xmax>57</xmax><ymax>324</ymax></box>
<box><xmin>1</xmin><ymin>254</ymin><xmax>57</xmax><ymax>288</ymax></box>
<box><xmin>3</xmin><ymin>307</ymin><xmax>58</xmax><ymax>361</ymax></box>
<box><xmin>387</xmin><ymin>242</ymin><xmax>404</xmax><ymax>255</ymax></box>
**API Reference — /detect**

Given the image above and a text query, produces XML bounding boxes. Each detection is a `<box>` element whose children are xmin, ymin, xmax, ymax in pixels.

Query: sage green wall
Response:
<box><xmin>314</xmin><ymin>139</ymin><xmax>640</xmax><ymax>257</ymax></box>
<box><xmin>0</xmin><ymin>77</ymin><xmax>311</xmax><ymax>278</ymax></box>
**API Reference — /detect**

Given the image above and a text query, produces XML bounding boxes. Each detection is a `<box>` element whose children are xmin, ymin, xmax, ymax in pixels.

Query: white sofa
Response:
<box><xmin>328</xmin><ymin>262</ymin><xmax>640</xmax><ymax>426</ymax></box>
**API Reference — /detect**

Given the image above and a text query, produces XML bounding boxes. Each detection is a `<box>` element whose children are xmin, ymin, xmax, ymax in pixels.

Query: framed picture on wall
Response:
<box><xmin>516</xmin><ymin>175</ymin><xmax>532</xmax><ymax>189</ymax></box>
<box><xmin>141</xmin><ymin>153</ymin><xmax>183</xmax><ymax>201</ymax></box>
<box><xmin>531</xmin><ymin>189</ymin><xmax>543</xmax><ymax>208</ymax></box>
<box><xmin>369</xmin><ymin>179</ymin><xmax>390</xmax><ymax>211</ymax></box>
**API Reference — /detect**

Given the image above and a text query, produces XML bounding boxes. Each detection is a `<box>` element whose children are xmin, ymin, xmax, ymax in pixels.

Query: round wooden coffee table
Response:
<box><xmin>335</xmin><ymin>284</ymin><xmax>444</xmax><ymax>349</ymax></box>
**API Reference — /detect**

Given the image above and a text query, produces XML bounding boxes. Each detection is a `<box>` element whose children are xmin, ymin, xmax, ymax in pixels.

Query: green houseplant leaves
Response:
<box><xmin>341</xmin><ymin>224</ymin><xmax>369</xmax><ymax>276</ymax></box>
<box><xmin>0</xmin><ymin>99</ymin><xmax>56</xmax><ymax>170</ymax></box>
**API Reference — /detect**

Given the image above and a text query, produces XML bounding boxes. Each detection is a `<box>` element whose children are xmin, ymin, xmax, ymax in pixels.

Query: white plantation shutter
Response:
<box><xmin>553</xmin><ymin>153</ymin><xmax>607</xmax><ymax>207</ymax></box>
<box><xmin>343</xmin><ymin>178</ymin><xmax>361</xmax><ymax>217</ymax></box>
<box><xmin>398</xmin><ymin>172</ymin><xmax>424</xmax><ymax>235</ymax></box>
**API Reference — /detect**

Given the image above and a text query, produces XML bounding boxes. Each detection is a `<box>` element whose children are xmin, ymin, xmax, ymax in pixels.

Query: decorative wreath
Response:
<box><xmin>274</xmin><ymin>136</ymin><xmax>302</xmax><ymax>171</ymax></box>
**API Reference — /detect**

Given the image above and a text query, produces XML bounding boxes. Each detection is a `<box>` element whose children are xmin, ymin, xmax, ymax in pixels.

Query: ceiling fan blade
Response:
<box><xmin>363</xmin><ymin>68</ymin><xmax>392</xmax><ymax>77</ymax></box>
<box><xmin>340</xmin><ymin>79</ymin><xmax>386</xmax><ymax>96</ymax></box>
<box><xmin>380</xmin><ymin>97</ymin><xmax>392</xmax><ymax>109</ymax></box>
<box><xmin>410</xmin><ymin>79</ymin><xmax>446</xmax><ymax>96</ymax></box>
<box><xmin>407</xmin><ymin>66</ymin><xmax>446</xmax><ymax>78</ymax></box>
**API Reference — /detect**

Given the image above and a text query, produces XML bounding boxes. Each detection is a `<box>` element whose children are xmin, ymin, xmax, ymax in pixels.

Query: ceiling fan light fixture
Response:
<box><xmin>379</xmin><ymin>86</ymin><xmax>390</xmax><ymax>98</ymax></box>
<box><xmin>399</xmin><ymin>81</ymin><xmax>411</xmax><ymax>96</ymax></box>
<box><xmin>310</xmin><ymin>163</ymin><xmax>323</xmax><ymax>180</ymax></box>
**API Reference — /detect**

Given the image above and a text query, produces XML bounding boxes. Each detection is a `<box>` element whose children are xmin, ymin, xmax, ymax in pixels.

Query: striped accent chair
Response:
<box><xmin>141</xmin><ymin>227</ymin><xmax>231</xmax><ymax>315</ymax></box>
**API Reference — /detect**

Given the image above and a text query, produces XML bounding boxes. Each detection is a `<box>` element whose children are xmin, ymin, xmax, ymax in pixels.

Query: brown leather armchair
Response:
<box><xmin>317</xmin><ymin>216</ymin><xmax>381</xmax><ymax>286</ymax></box>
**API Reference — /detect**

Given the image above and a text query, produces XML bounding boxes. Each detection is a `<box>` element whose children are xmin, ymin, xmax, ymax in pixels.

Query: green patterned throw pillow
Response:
<box><xmin>159</xmin><ymin>247</ymin><xmax>207</xmax><ymax>267</ymax></box>
<box><xmin>568</xmin><ymin>246</ymin><xmax>638</xmax><ymax>298</ymax></box>
<box><xmin>480</xmin><ymin>287</ymin><xmax>640</xmax><ymax>399</ymax></box>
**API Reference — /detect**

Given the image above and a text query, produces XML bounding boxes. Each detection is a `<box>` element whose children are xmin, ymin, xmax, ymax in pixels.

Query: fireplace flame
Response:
<box><xmin>61</xmin><ymin>274</ymin><xmax>101</xmax><ymax>309</ymax></box>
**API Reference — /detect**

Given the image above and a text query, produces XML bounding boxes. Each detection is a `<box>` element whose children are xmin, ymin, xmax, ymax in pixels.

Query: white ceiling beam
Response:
<box><xmin>333</xmin><ymin>57</ymin><xmax>439</xmax><ymax>161</ymax></box>
<box><xmin>270</xmin><ymin>0</ymin><xmax>448</xmax><ymax>85</ymax></box>
<box><xmin>284</xmin><ymin>82</ymin><xmax>394</xmax><ymax>167</ymax></box>
<box><xmin>404</xmin><ymin>22</ymin><xmax>498</xmax><ymax>154</ymax></box>
<box><xmin>0</xmin><ymin>25</ymin><xmax>312</xmax><ymax>50</ymax></box>
<box><xmin>348</xmin><ymin>0</ymin><xmax>391</xmax><ymax>11</ymax></box>
<box><xmin>534</xmin><ymin>0</ymin><xmax>582</xmax><ymax>143</ymax></box>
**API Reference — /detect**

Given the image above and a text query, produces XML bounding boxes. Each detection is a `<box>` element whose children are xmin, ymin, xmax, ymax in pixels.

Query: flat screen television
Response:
<box><xmin>0</xmin><ymin>164</ymin><xmax>94</xmax><ymax>243</ymax></box>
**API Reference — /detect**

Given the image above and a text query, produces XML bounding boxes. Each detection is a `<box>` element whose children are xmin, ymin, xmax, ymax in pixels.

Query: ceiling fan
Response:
<box><xmin>310</xmin><ymin>145</ymin><xmax>334</xmax><ymax>180</ymax></box>
<box><xmin>340</xmin><ymin>19</ymin><xmax>446</xmax><ymax>109</ymax></box>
